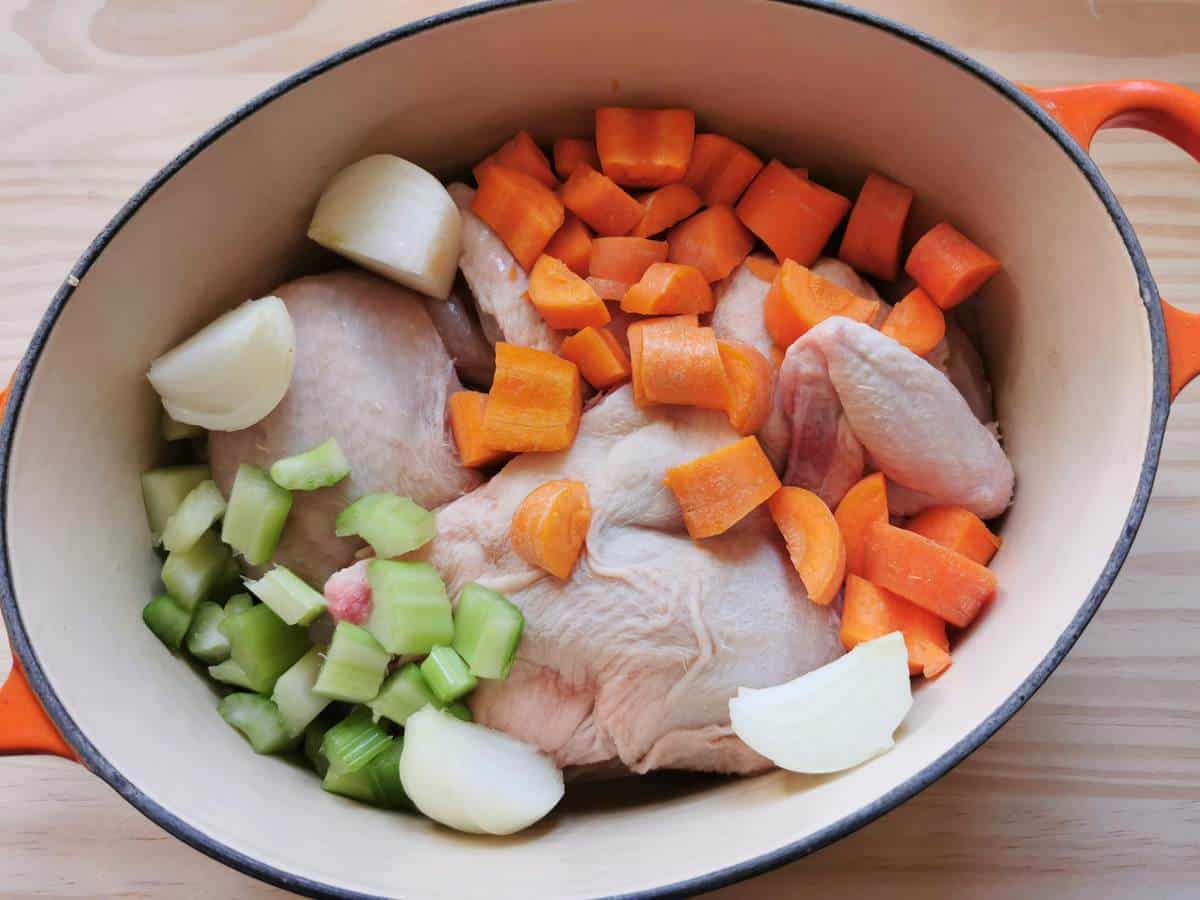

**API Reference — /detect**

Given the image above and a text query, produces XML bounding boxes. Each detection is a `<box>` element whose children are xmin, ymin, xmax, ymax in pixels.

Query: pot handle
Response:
<box><xmin>1024</xmin><ymin>81</ymin><xmax>1200</xmax><ymax>399</ymax></box>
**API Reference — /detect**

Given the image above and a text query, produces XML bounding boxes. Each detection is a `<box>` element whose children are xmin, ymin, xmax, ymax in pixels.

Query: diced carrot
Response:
<box><xmin>634</xmin><ymin>316</ymin><xmax>729</xmax><ymax>410</ymax></box>
<box><xmin>717</xmin><ymin>339</ymin><xmax>773</xmax><ymax>435</ymax></box>
<box><xmin>560</xmin><ymin>164</ymin><xmax>644</xmax><ymax>236</ymax></box>
<box><xmin>472</xmin><ymin>165</ymin><xmax>565</xmax><ymax>271</ymax></box>
<box><xmin>767</xmin><ymin>486</ymin><xmax>846</xmax><ymax>607</ymax></box>
<box><xmin>763</xmin><ymin>259</ymin><xmax>882</xmax><ymax>349</ymax></box>
<box><xmin>793</xmin><ymin>167</ymin><xmax>809</xmax><ymax>179</ymax></box>
<box><xmin>595</xmin><ymin>107</ymin><xmax>695</xmax><ymax>188</ymax></box>
<box><xmin>552</xmin><ymin>138</ymin><xmax>600</xmax><ymax>181</ymax></box>
<box><xmin>560</xmin><ymin>325</ymin><xmax>631</xmax><ymax>389</ymax></box>
<box><xmin>511</xmin><ymin>480</ymin><xmax>592</xmax><ymax>579</ymax></box>
<box><xmin>665</xmin><ymin>436</ymin><xmax>781</xmax><ymax>539</ymax></box>
<box><xmin>667</xmin><ymin>206</ymin><xmax>755</xmax><ymax>282</ymax></box>
<box><xmin>589</xmin><ymin>236</ymin><xmax>669</xmax><ymax>283</ymax></box>
<box><xmin>627</xmin><ymin>314</ymin><xmax>697</xmax><ymax>406</ymax></box>
<box><xmin>448</xmin><ymin>390</ymin><xmax>512</xmax><ymax>469</ymax></box>
<box><xmin>840</xmin><ymin>574</ymin><xmax>952</xmax><ymax>678</ymax></box>
<box><xmin>483</xmin><ymin>342</ymin><xmax>583</xmax><ymax>453</ymax></box>
<box><xmin>736</xmin><ymin>160</ymin><xmax>851</xmax><ymax>266</ymax></box>
<box><xmin>682</xmin><ymin>133</ymin><xmax>764</xmax><ymax>207</ymax></box>
<box><xmin>863</xmin><ymin>521</ymin><xmax>997</xmax><ymax>628</ymax></box>
<box><xmin>907</xmin><ymin>505</ymin><xmax>1002</xmax><ymax>566</ymax></box>
<box><xmin>834</xmin><ymin>472</ymin><xmax>889</xmax><ymax>576</ymax></box>
<box><xmin>744</xmin><ymin>254</ymin><xmax>780</xmax><ymax>284</ymax></box>
<box><xmin>905</xmin><ymin>223</ymin><xmax>1002</xmax><ymax>309</ymax></box>
<box><xmin>881</xmin><ymin>288</ymin><xmax>946</xmax><ymax>357</ymax></box>
<box><xmin>586</xmin><ymin>276</ymin><xmax>629</xmax><ymax>300</ymax></box>
<box><xmin>621</xmin><ymin>263</ymin><xmax>714</xmax><ymax>315</ymax></box>
<box><xmin>527</xmin><ymin>255</ymin><xmax>611</xmax><ymax>330</ymax></box>
<box><xmin>473</xmin><ymin>130</ymin><xmax>559</xmax><ymax>190</ymax></box>
<box><xmin>632</xmin><ymin>183</ymin><xmax>703</xmax><ymax>238</ymax></box>
<box><xmin>837</xmin><ymin>171</ymin><xmax>914</xmax><ymax>281</ymax></box>
<box><xmin>543</xmin><ymin>214</ymin><xmax>593</xmax><ymax>277</ymax></box>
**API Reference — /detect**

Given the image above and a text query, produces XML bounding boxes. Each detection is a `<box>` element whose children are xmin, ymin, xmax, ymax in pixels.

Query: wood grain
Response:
<box><xmin>2</xmin><ymin>1</ymin><xmax>1200</xmax><ymax>897</ymax></box>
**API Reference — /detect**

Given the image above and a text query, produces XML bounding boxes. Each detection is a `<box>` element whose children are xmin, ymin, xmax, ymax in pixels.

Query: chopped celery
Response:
<box><xmin>322</xmin><ymin>764</ymin><xmax>376</xmax><ymax>804</ymax></box>
<box><xmin>162</xmin><ymin>407</ymin><xmax>204</xmax><ymax>442</ymax></box>
<box><xmin>221</xmin><ymin>465</ymin><xmax>292</xmax><ymax>566</ymax></box>
<box><xmin>365</xmin><ymin>560</ymin><xmax>452</xmax><ymax>655</ymax></box>
<box><xmin>213</xmin><ymin>553</ymin><xmax>244</xmax><ymax>602</ymax></box>
<box><xmin>218</xmin><ymin>693</ymin><xmax>292</xmax><ymax>754</ymax></box>
<box><xmin>161</xmin><ymin>480</ymin><xmax>227</xmax><ymax>553</ymax></box>
<box><xmin>185</xmin><ymin>600</ymin><xmax>231</xmax><ymax>664</ymax></box>
<box><xmin>364</xmin><ymin>739</ymin><xmax>410</xmax><ymax>810</ymax></box>
<box><xmin>452</xmin><ymin>583</ymin><xmax>524</xmax><ymax>680</ymax></box>
<box><xmin>369</xmin><ymin>663</ymin><xmax>438</xmax><ymax>726</ymax></box>
<box><xmin>222</xmin><ymin>603</ymin><xmax>310</xmax><ymax>694</ymax></box>
<box><xmin>270</xmin><ymin>438</ymin><xmax>351</xmax><ymax>491</ymax></box>
<box><xmin>142</xmin><ymin>594</ymin><xmax>192</xmax><ymax>651</ymax></box>
<box><xmin>336</xmin><ymin>494</ymin><xmax>435</xmax><ymax>558</ymax></box>
<box><xmin>272</xmin><ymin>648</ymin><xmax>332</xmax><ymax>738</ymax></box>
<box><xmin>445</xmin><ymin>700</ymin><xmax>472</xmax><ymax>722</ymax></box>
<box><xmin>141</xmin><ymin>465</ymin><xmax>209</xmax><ymax>541</ymax></box>
<box><xmin>304</xmin><ymin>719</ymin><xmax>332</xmax><ymax>777</ymax></box>
<box><xmin>321</xmin><ymin>707</ymin><xmax>391</xmax><ymax>773</ymax></box>
<box><xmin>420</xmin><ymin>646</ymin><xmax>477</xmax><ymax>703</ymax></box>
<box><xmin>224</xmin><ymin>592</ymin><xmax>254</xmax><ymax>617</ymax></box>
<box><xmin>244</xmin><ymin>565</ymin><xmax>326</xmax><ymax>626</ymax></box>
<box><xmin>313</xmin><ymin>622</ymin><xmax>390</xmax><ymax>703</ymax></box>
<box><xmin>209</xmin><ymin>658</ymin><xmax>255</xmax><ymax>690</ymax></box>
<box><xmin>161</xmin><ymin>530</ymin><xmax>233</xmax><ymax>611</ymax></box>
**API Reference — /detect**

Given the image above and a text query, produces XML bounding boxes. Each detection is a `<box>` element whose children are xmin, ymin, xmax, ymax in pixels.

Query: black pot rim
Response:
<box><xmin>0</xmin><ymin>1</ymin><xmax>1169</xmax><ymax>897</ymax></box>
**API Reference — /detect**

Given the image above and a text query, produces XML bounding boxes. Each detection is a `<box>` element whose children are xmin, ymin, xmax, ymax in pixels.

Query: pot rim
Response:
<box><xmin>0</xmin><ymin>1</ymin><xmax>1170</xmax><ymax>897</ymax></box>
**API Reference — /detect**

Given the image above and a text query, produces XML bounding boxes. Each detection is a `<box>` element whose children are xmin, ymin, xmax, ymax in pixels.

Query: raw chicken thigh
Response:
<box><xmin>421</xmin><ymin>278</ymin><xmax>495</xmax><ymax>388</ymax></box>
<box><xmin>210</xmin><ymin>270</ymin><xmax>481</xmax><ymax>584</ymax></box>
<box><xmin>712</xmin><ymin>259</ymin><xmax>775</xmax><ymax>362</ymax></box>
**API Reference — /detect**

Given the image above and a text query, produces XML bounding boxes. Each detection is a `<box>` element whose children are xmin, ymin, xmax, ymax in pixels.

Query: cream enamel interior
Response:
<box><xmin>4</xmin><ymin>1</ymin><xmax>1154</xmax><ymax>897</ymax></box>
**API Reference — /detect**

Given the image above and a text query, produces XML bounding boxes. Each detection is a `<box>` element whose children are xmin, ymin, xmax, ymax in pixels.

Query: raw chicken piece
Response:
<box><xmin>712</xmin><ymin>259</ymin><xmax>775</xmax><ymax>362</ymax></box>
<box><xmin>422</xmin><ymin>277</ymin><xmax>495</xmax><ymax>388</ymax></box>
<box><xmin>210</xmin><ymin>270</ymin><xmax>482</xmax><ymax>584</ymax></box>
<box><xmin>447</xmin><ymin>182</ymin><xmax>561</xmax><ymax>352</ymax></box>
<box><xmin>811</xmin><ymin>257</ymin><xmax>883</xmax><ymax>305</ymax></box>
<box><xmin>940</xmin><ymin>321</ymin><xmax>994</xmax><ymax>424</ymax></box>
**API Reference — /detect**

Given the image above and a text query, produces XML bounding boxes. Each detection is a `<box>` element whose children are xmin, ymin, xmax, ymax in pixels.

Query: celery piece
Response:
<box><xmin>218</xmin><ymin>693</ymin><xmax>291</xmax><ymax>754</ymax></box>
<box><xmin>222</xmin><ymin>603</ymin><xmax>310</xmax><ymax>695</ymax></box>
<box><xmin>368</xmin><ymin>662</ymin><xmax>438</xmax><ymax>726</ymax></box>
<box><xmin>321</xmin><ymin>707</ymin><xmax>391</xmax><ymax>773</ymax></box>
<box><xmin>364</xmin><ymin>739</ymin><xmax>410</xmax><ymax>810</ymax></box>
<box><xmin>272</xmin><ymin>648</ymin><xmax>332</xmax><ymax>738</ymax></box>
<box><xmin>269</xmin><ymin>438</ymin><xmax>351</xmax><ymax>491</ymax></box>
<box><xmin>161</xmin><ymin>530</ymin><xmax>233</xmax><ymax>611</ymax></box>
<box><xmin>141</xmin><ymin>465</ymin><xmax>209</xmax><ymax>542</ymax></box>
<box><xmin>444</xmin><ymin>700</ymin><xmax>472</xmax><ymax>722</ymax></box>
<box><xmin>221</xmin><ymin>465</ymin><xmax>293</xmax><ymax>566</ymax></box>
<box><xmin>162</xmin><ymin>408</ymin><xmax>204</xmax><ymax>442</ymax></box>
<box><xmin>322</xmin><ymin>764</ymin><xmax>376</xmax><ymax>804</ymax></box>
<box><xmin>213</xmin><ymin>553</ymin><xmax>244</xmax><ymax>602</ymax></box>
<box><xmin>335</xmin><ymin>494</ymin><xmax>435</xmax><ymax>559</ymax></box>
<box><xmin>244</xmin><ymin>565</ymin><xmax>326</xmax><ymax>626</ymax></box>
<box><xmin>209</xmin><ymin>659</ymin><xmax>254</xmax><ymax>689</ymax></box>
<box><xmin>185</xmin><ymin>601</ymin><xmax>231</xmax><ymax>664</ymax></box>
<box><xmin>142</xmin><ymin>594</ymin><xmax>192</xmax><ymax>651</ymax></box>
<box><xmin>161</xmin><ymin>480</ymin><xmax>227</xmax><ymax>553</ymax></box>
<box><xmin>452</xmin><ymin>583</ymin><xmax>524</xmax><ymax>680</ymax></box>
<box><xmin>365</xmin><ymin>560</ymin><xmax>453</xmax><ymax>655</ymax></box>
<box><xmin>420</xmin><ymin>646</ymin><xmax>477</xmax><ymax>704</ymax></box>
<box><xmin>313</xmin><ymin>622</ymin><xmax>390</xmax><ymax>703</ymax></box>
<box><xmin>304</xmin><ymin>720</ymin><xmax>331</xmax><ymax>777</ymax></box>
<box><xmin>224</xmin><ymin>592</ymin><xmax>254</xmax><ymax>617</ymax></box>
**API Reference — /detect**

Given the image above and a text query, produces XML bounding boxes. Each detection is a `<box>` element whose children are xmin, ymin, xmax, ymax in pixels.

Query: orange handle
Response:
<box><xmin>1025</xmin><ymin>81</ymin><xmax>1200</xmax><ymax>399</ymax></box>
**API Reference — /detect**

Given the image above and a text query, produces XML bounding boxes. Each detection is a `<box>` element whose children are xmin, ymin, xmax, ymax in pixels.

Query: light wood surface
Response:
<box><xmin>2</xmin><ymin>2</ymin><xmax>1199</xmax><ymax>897</ymax></box>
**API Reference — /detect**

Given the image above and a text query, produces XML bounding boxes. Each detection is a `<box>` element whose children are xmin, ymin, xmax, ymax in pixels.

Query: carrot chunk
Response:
<box><xmin>840</xmin><ymin>574</ymin><xmax>952</xmax><ymax>678</ymax></box>
<box><xmin>633</xmin><ymin>316</ymin><xmax>729</xmax><ymax>410</ymax></box>
<box><xmin>768</xmin><ymin>487</ymin><xmax>846</xmax><ymax>606</ymax></box>
<box><xmin>632</xmin><ymin>183</ymin><xmax>703</xmax><ymax>238</ymax></box>
<box><xmin>474</xmin><ymin>130</ymin><xmax>558</xmax><ymax>190</ymax></box>
<box><xmin>763</xmin><ymin>259</ymin><xmax>882</xmax><ymax>349</ymax></box>
<box><xmin>621</xmin><ymin>263</ymin><xmax>714</xmax><ymax>315</ymax></box>
<box><xmin>511</xmin><ymin>480</ymin><xmax>592</xmax><ymax>579</ymax></box>
<box><xmin>543</xmin><ymin>214</ymin><xmax>592</xmax><ymax>277</ymax></box>
<box><xmin>837</xmin><ymin>171</ymin><xmax>914</xmax><ymax>280</ymax></box>
<box><xmin>483</xmin><ymin>342</ymin><xmax>583</xmax><ymax>453</ymax></box>
<box><xmin>560</xmin><ymin>164</ymin><xmax>644</xmax><ymax>236</ymax></box>
<box><xmin>552</xmin><ymin>138</ymin><xmax>600</xmax><ymax>181</ymax></box>
<box><xmin>627</xmin><ymin>314</ymin><xmax>699</xmax><ymax>406</ymax></box>
<box><xmin>665</xmin><ymin>436</ymin><xmax>781</xmax><ymax>539</ymax></box>
<box><xmin>589</xmin><ymin>236</ymin><xmax>669</xmax><ymax>283</ymax></box>
<box><xmin>905</xmin><ymin>223</ymin><xmax>1002</xmax><ymax>309</ymax></box>
<box><xmin>587</xmin><ymin>276</ymin><xmax>630</xmax><ymax>301</ymax></box>
<box><xmin>717</xmin><ymin>339</ymin><xmax>773</xmax><ymax>435</ymax></box>
<box><xmin>449</xmin><ymin>390</ymin><xmax>512</xmax><ymax>469</ymax></box>
<box><xmin>736</xmin><ymin>160</ymin><xmax>851</xmax><ymax>266</ymax></box>
<box><xmin>834</xmin><ymin>472</ymin><xmax>889</xmax><ymax>576</ymax></box>
<box><xmin>595</xmin><ymin>107</ymin><xmax>695</xmax><ymax>188</ymax></box>
<box><xmin>863</xmin><ymin>521</ymin><xmax>997</xmax><ymax>628</ymax></box>
<box><xmin>881</xmin><ymin>288</ymin><xmax>946</xmax><ymax>356</ymax></box>
<box><xmin>527</xmin><ymin>255</ymin><xmax>611</xmax><ymax>330</ymax></box>
<box><xmin>744</xmin><ymin>254</ymin><xmax>780</xmax><ymax>284</ymax></box>
<box><xmin>472</xmin><ymin>165</ymin><xmax>565</xmax><ymax>271</ymax></box>
<box><xmin>907</xmin><ymin>505</ymin><xmax>1002</xmax><ymax>566</ymax></box>
<box><xmin>683</xmin><ymin>133</ymin><xmax>764</xmax><ymax>207</ymax></box>
<box><xmin>560</xmin><ymin>326</ymin><xmax>632</xmax><ymax>389</ymax></box>
<box><xmin>667</xmin><ymin>206</ymin><xmax>755</xmax><ymax>282</ymax></box>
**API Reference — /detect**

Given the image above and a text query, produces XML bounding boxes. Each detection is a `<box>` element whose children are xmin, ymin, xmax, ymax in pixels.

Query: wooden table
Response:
<box><xmin>2</xmin><ymin>2</ymin><xmax>1198</xmax><ymax>897</ymax></box>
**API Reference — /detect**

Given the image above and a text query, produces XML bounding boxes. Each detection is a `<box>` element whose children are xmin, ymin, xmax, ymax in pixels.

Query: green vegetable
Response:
<box><xmin>221</xmin><ymin>602</ymin><xmax>310</xmax><ymax>694</ymax></box>
<box><xmin>208</xmin><ymin>658</ymin><xmax>255</xmax><ymax>689</ymax></box>
<box><xmin>141</xmin><ymin>465</ymin><xmax>209</xmax><ymax>542</ymax></box>
<box><xmin>224</xmin><ymin>592</ymin><xmax>254</xmax><ymax>617</ymax></box>
<box><xmin>161</xmin><ymin>480</ymin><xmax>227</xmax><ymax>553</ymax></box>
<box><xmin>161</xmin><ymin>530</ymin><xmax>233</xmax><ymax>611</ymax></box>
<box><xmin>269</xmin><ymin>438</ymin><xmax>351</xmax><ymax>491</ymax></box>
<box><xmin>322</xmin><ymin>764</ymin><xmax>376</xmax><ymax>804</ymax></box>
<box><xmin>184</xmin><ymin>600</ymin><xmax>231</xmax><ymax>664</ymax></box>
<box><xmin>365</xmin><ymin>560</ymin><xmax>453</xmax><ymax>655</ymax></box>
<box><xmin>321</xmin><ymin>707</ymin><xmax>391</xmax><ymax>773</ymax></box>
<box><xmin>368</xmin><ymin>662</ymin><xmax>438</xmax><ymax>726</ymax></box>
<box><xmin>336</xmin><ymin>494</ymin><xmax>436</xmax><ymax>559</ymax></box>
<box><xmin>162</xmin><ymin>408</ymin><xmax>204</xmax><ymax>442</ymax></box>
<box><xmin>314</xmin><ymin>622</ymin><xmax>390</xmax><ymax>703</ymax></box>
<box><xmin>452</xmin><ymin>583</ymin><xmax>524</xmax><ymax>680</ymax></box>
<box><xmin>244</xmin><ymin>565</ymin><xmax>326</xmax><ymax>626</ymax></box>
<box><xmin>363</xmin><ymin>739</ymin><xmax>410</xmax><ymax>809</ymax></box>
<box><xmin>304</xmin><ymin>718</ymin><xmax>332</xmax><ymax>777</ymax></box>
<box><xmin>272</xmin><ymin>648</ymin><xmax>333</xmax><ymax>738</ymax></box>
<box><xmin>142</xmin><ymin>594</ymin><xmax>192</xmax><ymax>651</ymax></box>
<box><xmin>218</xmin><ymin>693</ymin><xmax>292</xmax><ymax>754</ymax></box>
<box><xmin>420</xmin><ymin>646</ymin><xmax>477</xmax><ymax>703</ymax></box>
<box><xmin>444</xmin><ymin>701</ymin><xmax>472</xmax><ymax>722</ymax></box>
<box><xmin>221</xmin><ymin>465</ymin><xmax>293</xmax><ymax>566</ymax></box>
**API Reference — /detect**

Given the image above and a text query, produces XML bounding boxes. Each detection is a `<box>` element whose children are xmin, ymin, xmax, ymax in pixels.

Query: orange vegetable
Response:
<box><xmin>735</xmin><ymin>160</ymin><xmax>851</xmax><ymax>266</ymax></box>
<box><xmin>881</xmin><ymin>288</ymin><xmax>946</xmax><ymax>357</ymax></box>
<box><xmin>907</xmin><ymin>505</ymin><xmax>1002</xmax><ymax>566</ymax></box>
<box><xmin>474</xmin><ymin>130</ymin><xmax>559</xmax><ymax>190</ymax></box>
<box><xmin>589</xmin><ymin>236</ymin><xmax>669</xmax><ymax>283</ymax></box>
<box><xmin>448</xmin><ymin>390</ymin><xmax>512</xmax><ymax>469</ymax></box>
<box><xmin>627</xmin><ymin>314</ymin><xmax>699</xmax><ymax>406</ymax></box>
<box><xmin>472</xmin><ymin>165</ymin><xmax>565</xmax><ymax>271</ymax></box>
<box><xmin>682</xmin><ymin>133</ymin><xmax>764</xmax><ymax>207</ymax></box>
<box><xmin>793</xmin><ymin>167</ymin><xmax>809</xmax><ymax>179</ymax></box>
<box><xmin>543</xmin><ymin>214</ymin><xmax>592</xmax><ymax>277</ymax></box>
<box><xmin>763</xmin><ymin>259</ymin><xmax>883</xmax><ymax>349</ymax></box>
<box><xmin>483</xmin><ymin>342</ymin><xmax>583</xmax><ymax>453</ymax></box>
<box><xmin>834</xmin><ymin>472</ymin><xmax>889</xmax><ymax>576</ymax></box>
<box><xmin>511</xmin><ymin>480</ymin><xmax>592</xmax><ymax>579</ymax></box>
<box><xmin>527</xmin><ymin>255</ymin><xmax>611</xmax><ymax>330</ymax></box>
<box><xmin>635</xmin><ymin>316</ymin><xmax>729</xmax><ymax>410</ymax></box>
<box><xmin>905</xmin><ymin>223</ymin><xmax>1002</xmax><ymax>309</ymax></box>
<box><xmin>560</xmin><ymin>164</ymin><xmax>645</xmax><ymax>236</ymax></box>
<box><xmin>595</xmin><ymin>106</ymin><xmax>695</xmax><ymax>188</ymax></box>
<box><xmin>863</xmin><ymin>521</ymin><xmax>997</xmax><ymax>628</ymax></box>
<box><xmin>767</xmin><ymin>487</ymin><xmax>846</xmax><ymax>606</ymax></box>
<box><xmin>552</xmin><ymin>137</ymin><xmax>600</xmax><ymax>181</ymax></box>
<box><xmin>840</xmin><ymin>574</ymin><xmax>952</xmax><ymax>678</ymax></box>
<box><xmin>632</xmin><ymin>183</ymin><xmax>703</xmax><ymax>238</ymax></box>
<box><xmin>667</xmin><ymin>206</ymin><xmax>755</xmax><ymax>282</ymax></box>
<box><xmin>620</xmin><ymin>263</ymin><xmax>714</xmax><ymax>315</ymax></box>
<box><xmin>744</xmin><ymin>254</ymin><xmax>780</xmax><ymax>284</ymax></box>
<box><xmin>717</xmin><ymin>339</ymin><xmax>773</xmax><ymax>435</ymax></box>
<box><xmin>837</xmin><ymin>171</ymin><xmax>914</xmax><ymax>280</ymax></box>
<box><xmin>586</xmin><ymin>276</ymin><xmax>629</xmax><ymax>301</ymax></box>
<box><xmin>560</xmin><ymin>325</ymin><xmax>632</xmax><ymax>389</ymax></box>
<box><xmin>665</xmin><ymin>436</ymin><xmax>781</xmax><ymax>539</ymax></box>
